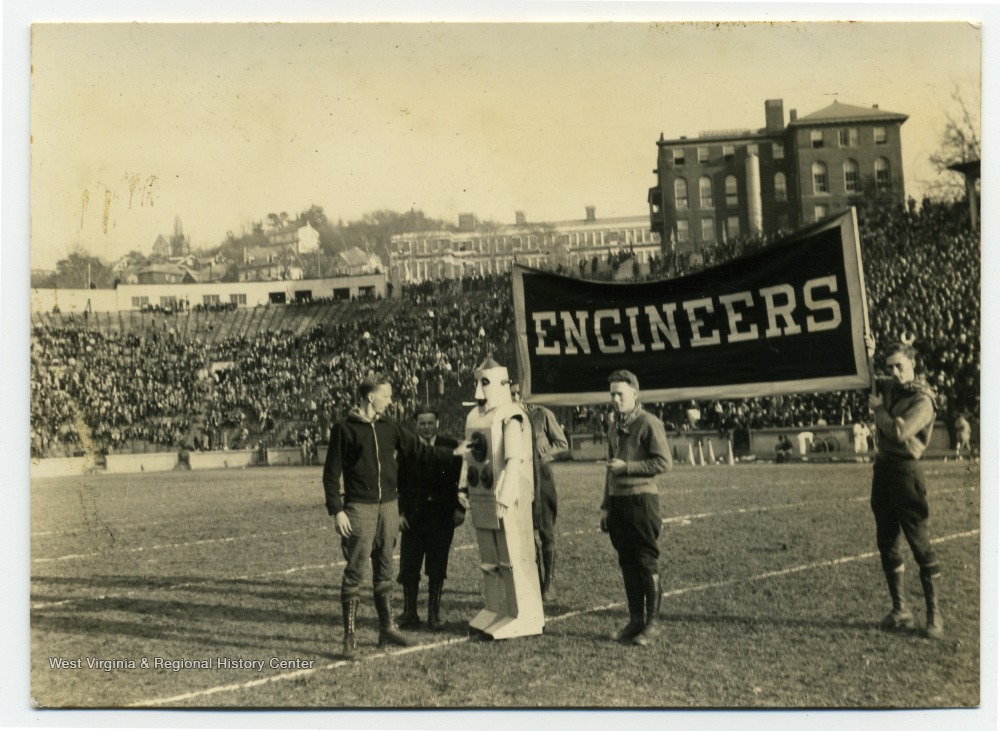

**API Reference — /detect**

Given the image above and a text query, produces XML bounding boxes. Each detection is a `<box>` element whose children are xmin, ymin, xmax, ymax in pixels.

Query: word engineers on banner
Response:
<box><xmin>512</xmin><ymin>209</ymin><xmax>872</xmax><ymax>406</ymax></box>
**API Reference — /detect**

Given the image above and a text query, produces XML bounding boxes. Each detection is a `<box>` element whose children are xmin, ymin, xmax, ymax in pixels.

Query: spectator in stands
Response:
<box><xmin>774</xmin><ymin>435</ymin><xmax>793</xmax><ymax>463</ymax></box>
<box><xmin>953</xmin><ymin>413</ymin><xmax>972</xmax><ymax>460</ymax></box>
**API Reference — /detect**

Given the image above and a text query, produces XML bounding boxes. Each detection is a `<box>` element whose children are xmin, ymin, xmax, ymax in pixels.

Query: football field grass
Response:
<box><xmin>30</xmin><ymin>460</ymin><xmax>981</xmax><ymax>709</ymax></box>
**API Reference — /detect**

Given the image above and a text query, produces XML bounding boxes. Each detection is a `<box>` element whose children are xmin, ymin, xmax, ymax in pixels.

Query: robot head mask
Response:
<box><xmin>474</xmin><ymin>357</ymin><xmax>512</xmax><ymax>412</ymax></box>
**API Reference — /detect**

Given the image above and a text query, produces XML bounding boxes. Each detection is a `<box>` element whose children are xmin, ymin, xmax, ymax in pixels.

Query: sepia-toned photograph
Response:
<box><xmin>15</xmin><ymin>8</ymin><xmax>990</xmax><ymax>725</ymax></box>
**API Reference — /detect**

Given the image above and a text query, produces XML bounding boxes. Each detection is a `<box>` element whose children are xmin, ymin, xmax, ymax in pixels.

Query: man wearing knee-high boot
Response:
<box><xmin>867</xmin><ymin>336</ymin><xmax>944</xmax><ymax>639</ymax></box>
<box><xmin>599</xmin><ymin>370</ymin><xmax>672</xmax><ymax>646</ymax></box>
<box><xmin>396</xmin><ymin>406</ymin><xmax>465</xmax><ymax>631</ymax></box>
<box><xmin>324</xmin><ymin>374</ymin><xmax>462</xmax><ymax>657</ymax></box>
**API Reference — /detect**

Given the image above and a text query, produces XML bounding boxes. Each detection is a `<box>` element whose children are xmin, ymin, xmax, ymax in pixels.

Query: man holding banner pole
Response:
<box><xmin>866</xmin><ymin>334</ymin><xmax>943</xmax><ymax>639</ymax></box>
<box><xmin>599</xmin><ymin>369</ymin><xmax>671</xmax><ymax>646</ymax></box>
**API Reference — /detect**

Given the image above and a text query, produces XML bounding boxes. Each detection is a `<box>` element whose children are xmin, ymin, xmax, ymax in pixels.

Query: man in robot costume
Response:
<box><xmin>458</xmin><ymin>357</ymin><xmax>544</xmax><ymax>640</ymax></box>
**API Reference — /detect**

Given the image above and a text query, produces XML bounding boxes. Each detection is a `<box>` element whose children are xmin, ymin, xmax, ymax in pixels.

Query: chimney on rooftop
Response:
<box><xmin>789</xmin><ymin>109</ymin><xmax>797</xmax><ymax>122</ymax></box>
<box><xmin>765</xmin><ymin>99</ymin><xmax>784</xmax><ymax>132</ymax></box>
<box><xmin>515</xmin><ymin>211</ymin><xmax>526</xmax><ymax>225</ymax></box>
<box><xmin>585</xmin><ymin>206</ymin><xmax>596</xmax><ymax>222</ymax></box>
<box><xmin>873</xmin><ymin>104</ymin><xmax>879</xmax><ymax>110</ymax></box>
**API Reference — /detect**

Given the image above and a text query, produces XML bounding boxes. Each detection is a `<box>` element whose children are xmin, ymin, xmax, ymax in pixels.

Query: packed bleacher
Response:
<box><xmin>30</xmin><ymin>201</ymin><xmax>979</xmax><ymax>460</ymax></box>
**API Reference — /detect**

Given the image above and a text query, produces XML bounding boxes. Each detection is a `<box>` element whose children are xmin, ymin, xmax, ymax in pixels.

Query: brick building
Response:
<box><xmin>388</xmin><ymin>207</ymin><xmax>661</xmax><ymax>284</ymax></box>
<box><xmin>648</xmin><ymin>99</ymin><xmax>908</xmax><ymax>254</ymax></box>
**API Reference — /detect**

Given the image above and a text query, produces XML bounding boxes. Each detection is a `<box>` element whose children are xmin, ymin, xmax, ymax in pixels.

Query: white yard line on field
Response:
<box><xmin>32</xmin><ymin>485</ymin><xmax>975</xmax><ymax>563</ymax></box>
<box><xmin>126</xmin><ymin>529</ymin><xmax>979</xmax><ymax>708</ymax></box>
<box><xmin>30</xmin><ymin>485</ymin><xmax>977</xmax><ymax>610</ymax></box>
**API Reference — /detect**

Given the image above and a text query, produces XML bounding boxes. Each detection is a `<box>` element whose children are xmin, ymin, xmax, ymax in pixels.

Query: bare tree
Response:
<box><xmin>926</xmin><ymin>88</ymin><xmax>981</xmax><ymax>202</ymax></box>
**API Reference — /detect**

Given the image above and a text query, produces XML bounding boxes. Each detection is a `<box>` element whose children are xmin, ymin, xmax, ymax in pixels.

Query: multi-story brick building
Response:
<box><xmin>648</xmin><ymin>99</ymin><xmax>908</xmax><ymax>254</ymax></box>
<box><xmin>388</xmin><ymin>207</ymin><xmax>661</xmax><ymax>283</ymax></box>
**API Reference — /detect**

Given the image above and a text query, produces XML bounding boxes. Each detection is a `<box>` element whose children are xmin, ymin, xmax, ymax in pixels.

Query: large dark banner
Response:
<box><xmin>513</xmin><ymin>209</ymin><xmax>872</xmax><ymax>405</ymax></box>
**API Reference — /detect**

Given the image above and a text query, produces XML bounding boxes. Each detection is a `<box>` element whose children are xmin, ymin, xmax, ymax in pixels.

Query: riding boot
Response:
<box><xmin>427</xmin><ymin>578</ymin><xmax>445</xmax><ymax>631</ymax></box>
<box><xmin>879</xmin><ymin>562</ymin><xmax>915</xmax><ymax>631</ymax></box>
<box><xmin>920</xmin><ymin>570</ymin><xmax>944</xmax><ymax>640</ymax></box>
<box><xmin>614</xmin><ymin>567</ymin><xmax>646</xmax><ymax>643</ymax></box>
<box><xmin>541</xmin><ymin>548</ymin><xmax>557</xmax><ymax>601</ymax></box>
<box><xmin>397</xmin><ymin>578</ymin><xmax>421</xmax><ymax>629</ymax></box>
<box><xmin>631</xmin><ymin>572</ymin><xmax>663</xmax><ymax>646</ymax></box>
<box><xmin>341</xmin><ymin>597</ymin><xmax>359</xmax><ymax>659</ymax></box>
<box><xmin>375</xmin><ymin>589</ymin><xmax>415</xmax><ymax>647</ymax></box>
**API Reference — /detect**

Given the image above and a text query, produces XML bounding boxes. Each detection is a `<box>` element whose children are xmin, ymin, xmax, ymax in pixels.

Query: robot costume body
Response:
<box><xmin>460</xmin><ymin>360</ymin><xmax>544</xmax><ymax>639</ymax></box>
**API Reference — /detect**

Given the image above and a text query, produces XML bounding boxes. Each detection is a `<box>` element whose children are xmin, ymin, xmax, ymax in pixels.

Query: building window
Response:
<box><xmin>772</xmin><ymin>142</ymin><xmax>785</xmax><ymax>160</ymax></box>
<box><xmin>874</xmin><ymin>126</ymin><xmax>887</xmax><ymax>145</ymax></box>
<box><xmin>230</xmin><ymin>293</ymin><xmax>247</xmax><ymax>305</ymax></box>
<box><xmin>697</xmin><ymin>146</ymin><xmax>710</xmax><ymax>163</ymax></box>
<box><xmin>699</xmin><ymin>176</ymin><xmax>714</xmax><ymax>208</ymax></box>
<box><xmin>674</xmin><ymin>178</ymin><xmax>689</xmax><ymax>210</ymax></box>
<box><xmin>875</xmin><ymin>158</ymin><xmax>891</xmax><ymax>192</ymax></box>
<box><xmin>812</xmin><ymin>162</ymin><xmax>829</xmax><ymax>194</ymax></box>
<box><xmin>676</xmin><ymin>220</ymin><xmax>689</xmax><ymax>243</ymax></box>
<box><xmin>726</xmin><ymin>216</ymin><xmax>740</xmax><ymax>240</ymax></box>
<box><xmin>838</xmin><ymin>127</ymin><xmax>859</xmax><ymax>148</ymax></box>
<box><xmin>725</xmin><ymin>175</ymin><xmax>738</xmax><ymax>206</ymax></box>
<box><xmin>811</xmin><ymin>130</ymin><xmax>824</xmax><ymax>149</ymax></box>
<box><xmin>160</xmin><ymin>296</ymin><xmax>177</xmax><ymax>308</ymax></box>
<box><xmin>131</xmin><ymin>296</ymin><xmax>148</xmax><ymax>308</ymax></box>
<box><xmin>774</xmin><ymin>172</ymin><xmax>788</xmax><ymax>202</ymax></box>
<box><xmin>814</xmin><ymin>204</ymin><xmax>829</xmax><ymax>221</ymax></box>
<box><xmin>673</xmin><ymin>148</ymin><xmax>686</xmax><ymax>166</ymax></box>
<box><xmin>701</xmin><ymin>218</ymin><xmax>716</xmax><ymax>243</ymax></box>
<box><xmin>843</xmin><ymin>160</ymin><xmax>860</xmax><ymax>193</ymax></box>
<box><xmin>747</xmin><ymin>143</ymin><xmax>759</xmax><ymax>156</ymax></box>
<box><xmin>723</xmin><ymin>145</ymin><xmax>735</xmax><ymax>163</ymax></box>
<box><xmin>203</xmin><ymin>294</ymin><xmax>221</xmax><ymax>305</ymax></box>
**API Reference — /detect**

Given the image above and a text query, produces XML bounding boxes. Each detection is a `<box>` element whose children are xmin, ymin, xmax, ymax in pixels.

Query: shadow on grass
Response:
<box><xmin>30</xmin><ymin>573</ymin><xmax>493</xmax><ymax>660</ymax></box>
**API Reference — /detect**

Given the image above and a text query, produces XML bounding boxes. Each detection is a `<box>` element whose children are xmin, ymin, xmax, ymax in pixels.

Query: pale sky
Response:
<box><xmin>29</xmin><ymin>20</ymin><xmax>981</xmax><ymax>270</ymax></box>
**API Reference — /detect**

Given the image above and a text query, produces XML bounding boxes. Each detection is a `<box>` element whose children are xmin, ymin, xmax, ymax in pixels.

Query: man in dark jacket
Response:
<box><xmin>323</xmin><ymin>374</ymin><xmax>459</xmax><ymax>657</ymax></box>
<box><xmin>396</xmin><ymin>406</ymin><xmax>465</xmax><ymax>631</ymax></box>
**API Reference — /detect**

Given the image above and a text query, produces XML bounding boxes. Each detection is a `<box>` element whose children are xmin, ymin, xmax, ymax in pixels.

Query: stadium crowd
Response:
<box><xmin>30</xmin><ymin>201</ymin><xmax>979</xmax><ymax>460</ymax></box>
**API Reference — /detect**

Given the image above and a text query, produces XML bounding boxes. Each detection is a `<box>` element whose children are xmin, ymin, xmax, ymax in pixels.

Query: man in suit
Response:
<box><xmin>396</xmin><ymin>405</ymin><xmax>466</xmax><ymax>630</ymax></box>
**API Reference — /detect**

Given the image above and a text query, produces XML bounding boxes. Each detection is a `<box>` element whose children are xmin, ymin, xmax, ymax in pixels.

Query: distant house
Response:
<box><xmin>337</xmin><ymin>246</ymin><xmax>383</xmax><ymax>276</ymax></box>
<box><xmin>136</xmin><ymin>263</ymin><xmax>189</xmax><ymax>285</ymax></box>
<box><xmin>151</xmin><ymin>234</ymin><xmax>171</xmax><ymax>258</ymax></box>
<box><xmin>265</xmin><ymin>221</ymin><xmax>321</xmax><ymax>255</ymax></box>
<box><xmin>265</xmin><ymin>224</ymin><xmax>299</xmax><ymax>248</ymax></box>
<box><xmin>238</xmin><ymin>245</ymin><xmax>303</xmax><ymax>282</ymax></box>
<box><xmin>297</xmin><ymin>221</ymin><xmax>321</xmax><ymax>254</ymax></box>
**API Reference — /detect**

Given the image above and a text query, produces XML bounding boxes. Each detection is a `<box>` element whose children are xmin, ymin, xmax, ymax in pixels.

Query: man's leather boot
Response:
<box><xmin>920</xmin><ymin>570</ymin><xmax>944</xmax><ymax>640</ymax></box>
<box><xmin>542</xmin><ymin>548</ymin><xmax>557</xmax><ymax>601</ymax></box>
<box><xmin>879</xmin><ymin>562</ymin><xmax>916</xmax><ymax>631</ymax></box>
<box><xmin>632</xmin><ymin>573</ymin><xmax>663</xmax><ymax>646</ymax></box>
<box><xmin>427</xmin><ymin>578</ymin><xmax>445</xmax><ymax>631</ymax></box>
<box><xmin>341</xmin><ymin>596</ymin><xmax>360</xmax><ymax>658</ymax></box>
<box><xmin>397</xmin><ymin>578</ymin><xmax>421</xmax><ymax>629</ymax></box>
<box><xmin>614</xmin><ymin>567</ymin><xmax>646</xmax><ymax>643</ymax></box>
<box><xmin>375</xmin><ymin>589</ymin><xmax>415</xmax><ymax>648</ymax></box>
